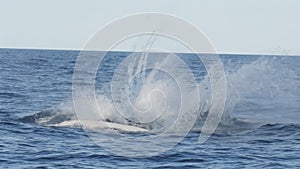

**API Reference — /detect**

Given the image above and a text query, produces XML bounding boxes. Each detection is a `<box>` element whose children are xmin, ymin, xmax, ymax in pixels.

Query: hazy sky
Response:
<box><xmin>0</xmin><ymin>0</ymin><xmax>299</xmax><ymax>55</ymax></box>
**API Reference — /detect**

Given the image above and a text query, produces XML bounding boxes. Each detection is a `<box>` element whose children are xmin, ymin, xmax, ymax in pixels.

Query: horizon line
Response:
<box><xmin>0</xmin><ymin>47</ymin><xmax>299</xmax><ymax>57</ymax></box>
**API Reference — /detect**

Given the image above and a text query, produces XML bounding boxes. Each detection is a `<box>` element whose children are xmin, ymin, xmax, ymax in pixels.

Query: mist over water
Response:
<box><xmin>226</xmin><ymin>56</ymin><xmax>300</xmax><ymax>124</ymax></box>
<box><xmin>19</xmin><ymin>52</ymin><xmax>300</xmax><ymax>132</ymax></box>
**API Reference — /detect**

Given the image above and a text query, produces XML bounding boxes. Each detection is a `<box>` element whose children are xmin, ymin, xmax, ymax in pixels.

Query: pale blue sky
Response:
<box><xmin>0</xmin><ymin>0</ymin><xmax>299</xmax><ymax>55</ymax></box>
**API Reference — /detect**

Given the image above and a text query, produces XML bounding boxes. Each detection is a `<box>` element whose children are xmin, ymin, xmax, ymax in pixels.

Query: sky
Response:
<box><xmin>0</xmin><ymin>0</ymin><xmax>299</xmax><ymax>55</ymax></box>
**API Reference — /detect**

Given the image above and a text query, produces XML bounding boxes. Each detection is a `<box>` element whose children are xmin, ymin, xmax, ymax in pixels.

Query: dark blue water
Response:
<box><xmin>1</xmin><ymin>48</ymin><xmax>300</xmax><ymax>168</ymax></box>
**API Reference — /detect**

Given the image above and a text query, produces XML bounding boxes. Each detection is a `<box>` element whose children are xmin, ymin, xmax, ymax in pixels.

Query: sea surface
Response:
<box><xmin>0</xmin><ymin>48</ymin><xmax>300</xmax><ymax>168</ymax></box>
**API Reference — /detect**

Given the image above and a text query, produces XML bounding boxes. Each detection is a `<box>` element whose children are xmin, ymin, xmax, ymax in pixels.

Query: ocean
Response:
<box><xmin>0</xmin><ymin>48</ymin><xmax>299</xmax><ymax>168</ymax></box>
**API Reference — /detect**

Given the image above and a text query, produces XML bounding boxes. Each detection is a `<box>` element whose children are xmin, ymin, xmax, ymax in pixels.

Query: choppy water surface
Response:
<box><xmin>0</xmin><ymin>49</ymin><xmax>300</xmax><ymax>168</ymax></box>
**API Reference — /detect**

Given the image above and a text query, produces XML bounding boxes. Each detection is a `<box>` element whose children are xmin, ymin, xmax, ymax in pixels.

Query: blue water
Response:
<box><xmin>1</xmin><ymin>48</ymin><xmax>300</xmax><ymax>168</ymax></box>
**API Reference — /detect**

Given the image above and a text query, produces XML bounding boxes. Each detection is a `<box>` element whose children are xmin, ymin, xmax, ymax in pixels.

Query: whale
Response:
<box><xmin>52</xmin><ymin>120</ymin><xmax>149</xmax><ymax>132</ymax></box>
